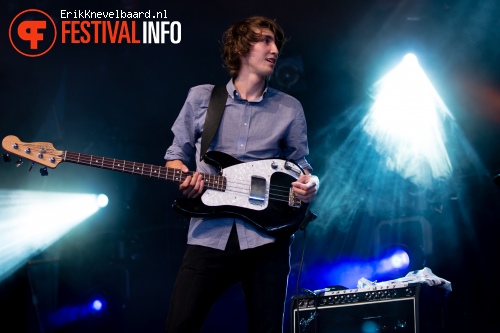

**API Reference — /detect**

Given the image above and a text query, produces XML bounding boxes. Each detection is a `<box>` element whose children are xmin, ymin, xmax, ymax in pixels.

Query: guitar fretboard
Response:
<box><xmin>63</xmin><ymin>151</ymin><xmax>226</xmax><ymax>191</ymax></box>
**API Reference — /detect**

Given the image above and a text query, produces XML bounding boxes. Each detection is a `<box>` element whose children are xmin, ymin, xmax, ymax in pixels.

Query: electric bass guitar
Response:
<box><xmin>2</xmin><ymin>135</ymin><xmax>316</xmax><ymax>236</ymax></box>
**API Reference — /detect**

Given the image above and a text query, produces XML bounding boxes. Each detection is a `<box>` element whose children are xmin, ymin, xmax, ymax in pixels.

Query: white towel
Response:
<box><xmin>357</xmin><ymin>267</ymin><xmax>452</xmax><ymax>292</ymax></box>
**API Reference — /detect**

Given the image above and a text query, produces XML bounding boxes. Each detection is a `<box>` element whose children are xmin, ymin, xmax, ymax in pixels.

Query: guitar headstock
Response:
<box><xmin>2</xmin><ymin>135</ymin><xmax>63</xmax><ymax>168</ymax></box>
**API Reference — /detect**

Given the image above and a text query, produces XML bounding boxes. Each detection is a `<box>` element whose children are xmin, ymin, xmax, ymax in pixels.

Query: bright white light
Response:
<box><xmin>390</xmin><ymin>250</ymin><xmax>410</xmax><ymax>269</ymax></box>
<box><xmin>92</xmin><ymin>299</ymin><xmax>103</xmax><ymax>312</ymax></box>
<box><xmin>376</xmin><ymin>248</ymin><xmax>410</xmax><ymax>274</ymax></box>
<box><xmin>321</xmin><ymin>249</ymin><xmax>410</xmax><ymax>288</ymax></box>
<box><xmin>0</xmin><ymin>190</ymin><xmax>104</xmax><ymax>282</ymax></box>
<box><xmin>49</xmin><ymin>296</ymin><xmax>107</xmax><ymax>327</ymax></box>
<box><xmin>362</xmin><ymin>53</ymin><xmax>454</xmax><ymax>188</ymax></box>
<box><xmin>97</xmin><ymin>194</ymin><xmax>109</xmax><ymax>208</ymax></box>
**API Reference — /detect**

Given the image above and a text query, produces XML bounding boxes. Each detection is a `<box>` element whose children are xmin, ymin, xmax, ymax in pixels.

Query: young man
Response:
<box><xmin>164</xmin><ymin>16</ymin><xmax>319</xmax><ymax>333</ymax></box>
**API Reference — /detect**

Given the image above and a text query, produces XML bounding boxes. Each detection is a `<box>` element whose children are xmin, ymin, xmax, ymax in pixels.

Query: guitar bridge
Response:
<box><xmin>289</xmin><ymin>188</ymin><xmax>301</xmax><ymax>208</ymax></box>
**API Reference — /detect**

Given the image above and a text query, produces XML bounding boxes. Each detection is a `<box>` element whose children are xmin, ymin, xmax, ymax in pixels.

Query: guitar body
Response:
<box><xmin>173</xmin><ymin>151</ymin><xmax>315</xmax><ymax>236</ymax></box>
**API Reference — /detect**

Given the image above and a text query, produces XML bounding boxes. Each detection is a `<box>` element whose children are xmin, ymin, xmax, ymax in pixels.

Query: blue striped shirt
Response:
<box><xmin>165</xmin><ymin>80</ymin><xmax>312</xmax><ymax>250</ymax></box>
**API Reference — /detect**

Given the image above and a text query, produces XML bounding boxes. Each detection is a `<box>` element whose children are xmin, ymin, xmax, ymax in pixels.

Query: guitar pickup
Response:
<box><xmin>249</xmin><ymin>176</ymin><xmax>266</xmax><ymax>206</ymax></box>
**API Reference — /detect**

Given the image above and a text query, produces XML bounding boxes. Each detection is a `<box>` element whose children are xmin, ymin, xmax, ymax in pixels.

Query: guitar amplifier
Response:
<box><xmin>291</xmin><ymin>282</ymin><xmax>448</xmax><ymax>333</ymax></box>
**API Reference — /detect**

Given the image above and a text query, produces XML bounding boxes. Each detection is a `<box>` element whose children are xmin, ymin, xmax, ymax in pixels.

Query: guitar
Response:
<box><xmin>2</xmin><ymin>135</ymin><xmax>317</xmax><ymax>236</ymax></box>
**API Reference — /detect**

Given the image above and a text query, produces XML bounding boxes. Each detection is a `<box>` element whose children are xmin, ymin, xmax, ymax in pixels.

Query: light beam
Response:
<box><xmin>0</xmin><ymin>189</ymin><xmax>105</xmax><ymax>283</ymax></box>
<box><xmin>362</xmin><ymin>53</ymin><xmax>454</xmax><ymax>188</ymax></box>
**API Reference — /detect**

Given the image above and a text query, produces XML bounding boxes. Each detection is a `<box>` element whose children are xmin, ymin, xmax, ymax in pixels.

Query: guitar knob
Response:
<box><xmin>271</xmin><ymin>161</ymin><xmax>278</xmax><ymax>169</ymax></box>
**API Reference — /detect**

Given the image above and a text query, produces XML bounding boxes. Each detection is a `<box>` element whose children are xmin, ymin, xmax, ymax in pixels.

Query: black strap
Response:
<box><xmin>200</xmin><ymin>85</ymin><xmax>227</xmax><ymax>161</ymax></box>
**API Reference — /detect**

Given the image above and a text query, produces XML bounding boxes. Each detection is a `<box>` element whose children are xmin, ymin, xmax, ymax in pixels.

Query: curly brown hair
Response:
<box><xmin>221</xmin><ymin>16</ymin><xmax>286</xmax><ymax>79</ymax></box>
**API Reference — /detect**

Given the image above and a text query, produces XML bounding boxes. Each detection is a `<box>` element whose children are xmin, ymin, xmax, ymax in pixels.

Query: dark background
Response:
<box><xmin>1</xmin><ymin>0</ymin><xmax>500</xmax><ymax>332</ymax></box>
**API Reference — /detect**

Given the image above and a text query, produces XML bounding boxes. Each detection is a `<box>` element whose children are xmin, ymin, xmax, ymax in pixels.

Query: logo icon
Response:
<box><xmin>9</xmin><ymin>9</ymin><xmax>57</xmax><ymax>57</ymax></box>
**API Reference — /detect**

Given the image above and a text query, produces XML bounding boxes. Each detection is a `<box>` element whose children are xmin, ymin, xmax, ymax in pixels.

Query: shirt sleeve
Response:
<box><xmin>164</xmin><ymin>88</ymin><xmax>200</xmax><ymax>165</ymax></box>
<box><xmin>282</xmin><ymin>98</ymin><xmax>313</xmax><ymax>172</ymax></box>
<box><xmin>164</xmin><ymin>86</ymin><xmax>210</xmax><ymax>164</ymax></box>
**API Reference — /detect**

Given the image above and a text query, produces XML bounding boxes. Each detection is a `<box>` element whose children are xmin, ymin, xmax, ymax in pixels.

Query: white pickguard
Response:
<box><xmin>201</xmin><ymin>158</ymin><xmax>302</xmax><ymax>210</ymax></box>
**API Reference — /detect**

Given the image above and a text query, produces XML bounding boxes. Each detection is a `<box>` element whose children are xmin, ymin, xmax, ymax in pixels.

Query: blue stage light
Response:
<box><xmin>89</xmin><ymin>293</ymin><xmax>108</xmax><ymax>314</ymax></box>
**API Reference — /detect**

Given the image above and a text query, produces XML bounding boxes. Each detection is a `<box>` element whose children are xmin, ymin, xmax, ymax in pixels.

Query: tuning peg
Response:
<box><xmin>2</xmin><ymin>153</ymin><xmax>11</xmax><ymax>162</ymax></box>
<box><xmin>15</xmin><ymin>158</ymin><xmax>23</xmax><ymax>167</ymax></box>
<box><xmin>39</xmin><ymin>167</ymin><xmax>48</xmax><ymax>177</ymax></box>
<box><xmin>29</xmin><ymin>162</ymin><xmax>35</xmax><ymax>172</ymax></box>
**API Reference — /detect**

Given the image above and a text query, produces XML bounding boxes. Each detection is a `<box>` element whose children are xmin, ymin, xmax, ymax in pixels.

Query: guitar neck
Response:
<box><xmin>63</xmin><ymin>151</ymin><xmax>226</xmax><ymax>191</ymax></box>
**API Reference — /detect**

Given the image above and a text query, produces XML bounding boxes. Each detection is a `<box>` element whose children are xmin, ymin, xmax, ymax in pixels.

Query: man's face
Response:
<box><xmin>241</xmin><ymin>28</ymin><xmax>279</xmax><ymax>78</ymax></box>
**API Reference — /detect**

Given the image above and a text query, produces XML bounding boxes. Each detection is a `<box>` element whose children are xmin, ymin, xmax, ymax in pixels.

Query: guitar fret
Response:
<box><xmin>134</xmin><ymin>162</ymin><xmax>142</xmax><ymax>175</ymax></box>
<box><xmin>204</xmin><ymin>174</ymin><xmax>224</xmax><ymax>191</ymax></box>
<box><xmin>134</xmin><ymin>163</ymin><xmax>142</xmax><ymax>175</ymax></box>
<box><xmin>128</xmin><ymin>162</ymin><xmax>133</xmax><ymax>172</ymax></box>
<box><xmin>207</xmin><ymin>174</ymin><xmax>213</xmax><ymax>189</ymax></box>
<box><xmin>173</xmin><ymin>169</ymin><xmax>181</xmax><ymax>182</ymax></box>
<box><xmin>55</xmin><ymin>151</ymin><xmax>227</xmax><ymax>191</ymax></box>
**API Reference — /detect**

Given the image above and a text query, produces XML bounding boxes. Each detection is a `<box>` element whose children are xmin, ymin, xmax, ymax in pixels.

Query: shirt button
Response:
<box><xmin>240</xmin><ymin>144</ymin><xmax>244</xmax><ymax>147</ymax></box>
<box><xmin>244</xmin><ymin>123</ymin><xmax>248</xmax><ymax>126</ymax></box>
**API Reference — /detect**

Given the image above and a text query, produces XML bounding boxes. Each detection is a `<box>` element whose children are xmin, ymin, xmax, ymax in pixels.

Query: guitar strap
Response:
<box><xmin>200</xmin><ymin>85</ymin><xmax>227</xmax><ymax>161</ymax></box>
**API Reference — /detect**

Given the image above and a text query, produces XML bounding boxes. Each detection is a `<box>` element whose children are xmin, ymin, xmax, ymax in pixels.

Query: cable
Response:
<box><xmin>293</xmin><ymin>227</ymin><xmax>307</xmax><ymax>333</ymax></box>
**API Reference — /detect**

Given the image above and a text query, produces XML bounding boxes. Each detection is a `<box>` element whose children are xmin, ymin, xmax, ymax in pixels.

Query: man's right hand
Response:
<box><xmin>165</xmin><ymin>160</ymin><xmax>204</xmax><ymax>198</ymax></box>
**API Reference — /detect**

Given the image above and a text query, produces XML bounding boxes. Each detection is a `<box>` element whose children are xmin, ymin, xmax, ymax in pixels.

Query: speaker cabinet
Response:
<box><xmin>291</xmin><ymin>283</ymin><xmax>447</xmax><ymax>333</ymax></box>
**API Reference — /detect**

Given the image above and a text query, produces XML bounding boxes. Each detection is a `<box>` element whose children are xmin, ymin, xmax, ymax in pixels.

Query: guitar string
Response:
<box><xmin>64</xmin><ymin>153</ymin><xmax>297</xmax><ymax>203</ymax></box>
<box><xmin>63</xmin><ymin>152</ymin><xmax>293</xmax><ymax>197</ymax></box>
<box><xmin>224</xmin><ymin>184</ymin><xmax>291</xmax><ymax>203</ymax></box>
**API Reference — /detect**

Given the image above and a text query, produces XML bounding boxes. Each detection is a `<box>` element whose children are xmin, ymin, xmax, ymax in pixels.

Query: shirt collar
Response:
<box><xmin>226</xmin><ymin>79</ymin><xmax>268</xmax><ymax>102</ymax></box>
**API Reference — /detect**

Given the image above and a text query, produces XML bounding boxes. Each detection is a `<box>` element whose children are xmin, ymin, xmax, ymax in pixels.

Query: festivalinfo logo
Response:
<box><xmin>9</xmin><ymin>8</ymin><xmax>181</xmax><ymax>57</ymax></box>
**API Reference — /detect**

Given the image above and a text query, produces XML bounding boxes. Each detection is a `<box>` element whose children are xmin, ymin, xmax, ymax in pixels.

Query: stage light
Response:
<box><xmin>92</xmin><ymin>300</ymin><xmax>103</xmax><ymax>311</ymax></box>
<box><xmin>48</xmin><ymin>293</ymin><xmax>108</xmax><ymax>328</ymax></box>
<box><xmin>390</xmin><ymin>249</ymin><xmax>410</xmax><ymax>269</ymax></box>
<box><xmin>89</xmin><ymin>293</ymin><xmax>108</xmax><ymax>314</ymax></box>
<box><xmin>0</xmin><ymin>190</ymin><xmax>106</xmax><ymax>283</ymax></box>
<box><xmin>305</xmin><ymin>247</ymin><xmax>412</xmax><ymax>289</ymax></box>
<box><xmin>362</xmin><ymin>52</ymin><xmax>454</xmax><ymax>189</ymax></box>
<box><xmin>97</xmin><ymin>194</ymin><xmax>109</xmax><ymax>207</ymax></box>
<box><xmin>375</xmin><ymin>247</ymin><xmax>410</xmax><ymax>275</ymax></box>
<box><xmin>272</xmin><ymin>55</ymin><xmax>307</xmax><ymax>92</ymax></box>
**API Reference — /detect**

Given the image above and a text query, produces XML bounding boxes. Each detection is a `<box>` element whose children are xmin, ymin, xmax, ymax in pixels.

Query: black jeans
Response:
<box><xmin>165</xmin><ymin>225</ymin><xmax>292</xmax><ymax>333</ymax></box>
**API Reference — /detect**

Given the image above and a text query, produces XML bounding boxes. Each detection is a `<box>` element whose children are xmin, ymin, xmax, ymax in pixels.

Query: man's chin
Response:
<box><xmin>263</xmin><ymin>69</ymin><xmax>275</xmax><ymax>77</ymax></box>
